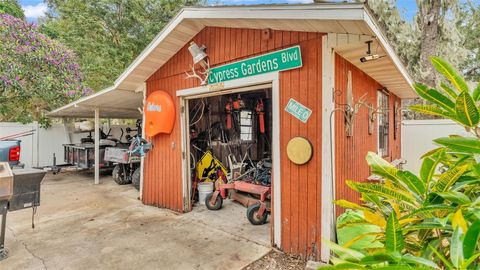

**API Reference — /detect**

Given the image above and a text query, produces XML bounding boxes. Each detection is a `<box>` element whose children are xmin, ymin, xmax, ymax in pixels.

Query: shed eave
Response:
<box><xmin>50</xmin><ymin>3</ymin><xmax>416</xmax><ymax>118</ymax></box>
<box><xmin>113</xmin><ymin>3</ymin><xmax>368</xmax><ymax>91</ymax></box>
<box><xmin>112</xmin><ymin>3</ymin><xmax>414</xmax><ymax>97</ymax></box>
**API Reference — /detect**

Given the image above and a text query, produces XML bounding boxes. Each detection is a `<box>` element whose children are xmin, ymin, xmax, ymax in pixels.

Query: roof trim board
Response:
<box><xmin>362</xmin><ymin>8</ymin><xmax>414</xmax><ymax>86</ymax></box>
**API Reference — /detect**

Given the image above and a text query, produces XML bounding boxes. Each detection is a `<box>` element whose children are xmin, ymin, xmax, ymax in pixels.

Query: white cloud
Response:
<box><xmin>22</xmin><ymin>3</ymin><xmax>48</xmax><ymax>19</ymax></box>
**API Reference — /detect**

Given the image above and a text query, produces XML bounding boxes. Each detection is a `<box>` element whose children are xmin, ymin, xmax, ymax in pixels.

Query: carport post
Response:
<box><xmin>94</xmin><ymin>107</ymin><xmax>100</xmax><ymax>185</ymax></box>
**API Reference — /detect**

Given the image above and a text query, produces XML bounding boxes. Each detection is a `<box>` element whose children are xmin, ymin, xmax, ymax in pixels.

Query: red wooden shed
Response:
<box><xmin>50</xmin><ymin>3</ymin><xmax>415</xmax><ymax>261</ymax></box>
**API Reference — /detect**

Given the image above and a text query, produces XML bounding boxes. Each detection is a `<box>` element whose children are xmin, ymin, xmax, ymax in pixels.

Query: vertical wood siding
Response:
<box><xmin>279</xmin><ymin>32</ymin><xmax>323</xmax><ymax>260</ymax></box>
<box><xmin>334</xmin><ymin>53</ymin><xmax>402</xmax><ymax>214</ymax></box>
<box><xmin>144</xmin><ymin>26</ymin><xmax>324</xmax><ymax>259</ymax></box>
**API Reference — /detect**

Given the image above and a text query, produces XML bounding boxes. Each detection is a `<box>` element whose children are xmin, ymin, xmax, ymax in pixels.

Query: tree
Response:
<box><xmin>43</xmin><ymin>0</ymin><xmax>203</xmax><ymax>91</ymax></box>
<box><xmin>459</xmin><ymin>1</ymin><xmax>480</xmax><ymax>82</ymax></box>
<box><xmin>0</xmin><ymin>14</ymin><xmax>91</xmax><ymax>126</ymax></box>
<box><xmin>368</xmin><ymin>0</ymin><xmax>466</xmax><ymax>85</ymax></box>
<box><xmin>0</xmin><ymin>0</ymin><xmax>24</xmax><ymax>19</ymax></box>
<box><xmin>416</xmin><ymin>1</ymin><xmax>465</xmax><ymax>86</ymax></box>
<box><xmin>368</xmin><ymin>0</ymin><xmax>469</xmax><ymax>120</ymax></box>
<box><xmin>366</xmin><ymin>0</ymin><xmax>419</xmax><ymax>78</ymax></box>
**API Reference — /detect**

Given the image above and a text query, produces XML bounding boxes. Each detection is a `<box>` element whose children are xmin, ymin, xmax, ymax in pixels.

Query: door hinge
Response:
<box><xmin>181</xmin><ymin>105</ymin><xmax>185</xmax><ymax>114</ymax></box>
<box><xmin>182</xmin><ymin>151</ymin><xmax>186</xmax><ymax>160</ymax></box>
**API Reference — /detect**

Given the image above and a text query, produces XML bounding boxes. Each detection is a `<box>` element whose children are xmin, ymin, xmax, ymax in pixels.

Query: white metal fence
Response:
<box><xmin>401</xmin><ymin>119</ymin><xmax>468</xmax><ymax>173</ymax></box>
<box><xmin>0</xmin><ymin>122</ymin><xmax>133</xmax><ymax>168</ymax></box>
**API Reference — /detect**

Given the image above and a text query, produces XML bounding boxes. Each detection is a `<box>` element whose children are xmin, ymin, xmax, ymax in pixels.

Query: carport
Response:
<box><xmin>48</xmin><ymin>85</ymin><xmax>144</xmax><ymax>187</ymax></box>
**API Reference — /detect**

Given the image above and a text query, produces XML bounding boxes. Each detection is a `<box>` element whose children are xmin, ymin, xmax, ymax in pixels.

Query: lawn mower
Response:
<box><xmin>205</xmin><ymin>158</ymin><xmax>271</xmax><ymax>225</ymax></box>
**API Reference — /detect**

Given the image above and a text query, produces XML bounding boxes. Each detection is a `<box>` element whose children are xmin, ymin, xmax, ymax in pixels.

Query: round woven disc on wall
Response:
<box><xmin>286</xmin><ymin>137</ymin><xmax>313</xmax><ymax>165</ymax></box>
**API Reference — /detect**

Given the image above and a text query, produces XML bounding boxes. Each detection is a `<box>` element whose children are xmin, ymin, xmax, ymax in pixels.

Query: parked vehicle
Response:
<box><xmin>0</xmin><ymin>130</ymin><xmax>35</xmax><ymax>168</ymax></box>
<box><xmin>104</xmin><ymin>120</ymin><xmax>152</xmax><ymax>190</ymax></box>
<box><xmin>0</xmin><ymin>140</ymin><xmax>23</xmax><ymax>168</ymax></box>
<box><xmin>63</xmin><ymin>128</ymin><xmax>126</xmax><ymax>170</ymax></box>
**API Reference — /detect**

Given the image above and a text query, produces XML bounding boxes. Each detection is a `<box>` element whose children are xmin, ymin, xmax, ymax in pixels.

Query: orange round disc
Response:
<box><xmin>144</xmin><ymin>91</ymin><xmax>175</xmax><ymax>137</ymax></box>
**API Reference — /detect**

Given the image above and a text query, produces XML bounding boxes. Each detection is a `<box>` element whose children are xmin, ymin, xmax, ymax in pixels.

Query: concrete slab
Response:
<box><xmin>0</xmin><ymin>172</ymin><xmax>270</xmax><ymax>270</ymax></box>
<box><xmin>186</xmin><ymin>200</ymin><xmax>270</xmax><ymax>247</ymax></box>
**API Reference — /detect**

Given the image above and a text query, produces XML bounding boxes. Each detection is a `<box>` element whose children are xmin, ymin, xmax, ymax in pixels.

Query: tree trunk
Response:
<box><xmin>419</xmin><ymin>0</ymin><xmax>441</xmax><ymax>87</ymax></box>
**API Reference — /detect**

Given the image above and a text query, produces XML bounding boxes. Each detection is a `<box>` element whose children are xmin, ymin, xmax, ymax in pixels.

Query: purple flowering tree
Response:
<box><xmin>0</xmin><ymin>14</ymin><xmax>91</xmax><ymax>126</ymax></box>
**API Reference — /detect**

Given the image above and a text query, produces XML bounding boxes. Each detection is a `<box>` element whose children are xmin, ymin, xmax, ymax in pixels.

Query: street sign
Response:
<box><xmin>208</xmin><ymin>46</ymin><xmax>302</xmax><ymax>84</ymax></box>
<box><xmin>285</xmin><ymin>98</ymin><xmax>312</xmax><ymax>123</ymax></box>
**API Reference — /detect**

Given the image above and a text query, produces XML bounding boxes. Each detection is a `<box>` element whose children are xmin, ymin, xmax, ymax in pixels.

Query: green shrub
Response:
<box><xmin>325</xmin><ymin>57</ymin><xmax>480</xmax><ymax>269</ymax></box>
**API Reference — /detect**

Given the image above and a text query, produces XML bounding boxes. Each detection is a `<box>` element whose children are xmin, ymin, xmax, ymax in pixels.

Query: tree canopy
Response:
<box><xmin>0</xmin><ymin>14</ymin><xmax>90</xmax><ymax>126</ymax></box>
<box><xmin>366</xmin><ymin>0</ymin><xmax>477</xmax><ymax>119</ymax></box>
<box><xmin>459</xmin><ymin>1</ymin><xmax>480</xmax><ymax>82</ymax></box>
<box><xmin>368</xmin><ymin>0</ymin><xmax>468</xmax><ymax>86</ymax></box>
<box><xmin>0</xmin><ymin>0</ymin><xmax>24</xmax><ymax>19</ymax></box>
<box><xmin>43</xmin><ymin>0</ymin><xmax>202</xmax><ymax>91</ymax></box>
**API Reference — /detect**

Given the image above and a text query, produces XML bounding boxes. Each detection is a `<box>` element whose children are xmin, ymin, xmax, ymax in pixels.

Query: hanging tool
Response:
<box><xmin>232</xmin><ymin>94</ymin><xmax>245</xmax><ymax>111</ymax></box>
<box><xmin>225</xmin><ymin>98</ymin><xmax>233</xmax><ymax>130</ymax></box>
<box><xmin>255</xmin><ymin>99</ymin><xmax>265</xmax><ymax>134</ymax></box>
<box><xmin>232</xmin><ymin>95</ymin><xmax>245</xmax><ymax>133</ymax></box>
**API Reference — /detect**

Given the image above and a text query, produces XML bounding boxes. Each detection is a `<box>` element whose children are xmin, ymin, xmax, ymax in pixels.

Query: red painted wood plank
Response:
<box><xmin>280</xmin><ymin>29</ymin><xmax>292</xmax><ymax>253</ymax></box>
<box><xmin>306</xmin><ymin>36</ymin><xmax>318</xmax><ymax>259</ymax></box>
<box><xmin>143</xmin><ymin>27</ymin><xmax>341</xmax><ymax>259</ymax></box>
<box><xmin>297</xmin><ymin>38</ymin><xmax>309</xmax><ymax>256</ymax></box>
<box><xmin>334</xmin><ymin>53</ymin><xmax>401</xmax><ymax>215</ymax></box>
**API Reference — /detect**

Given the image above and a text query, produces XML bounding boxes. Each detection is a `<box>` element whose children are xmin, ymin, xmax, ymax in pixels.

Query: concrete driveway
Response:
<box><xmin>0</xmin><ymin>172</ymin><xmax>270</xmax><ymax>270</ymax></box>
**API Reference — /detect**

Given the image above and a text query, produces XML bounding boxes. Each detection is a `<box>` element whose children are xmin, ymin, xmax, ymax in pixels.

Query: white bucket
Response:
<box><xmin>198</xmin><ymin>182</ymin><xmax>214</xmax><ymax>205</ymax></box>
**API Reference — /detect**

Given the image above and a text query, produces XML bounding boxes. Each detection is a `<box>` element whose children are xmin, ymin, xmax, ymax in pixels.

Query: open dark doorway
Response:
<box><xmin>184</xmin><ymin>87</ymin><xmax>273</xmax><ymax>246</ymax></box>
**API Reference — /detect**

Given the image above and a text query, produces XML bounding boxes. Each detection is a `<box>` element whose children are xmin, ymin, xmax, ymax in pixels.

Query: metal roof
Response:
<box><xmin>48</xmin><ymin>86</ymin><xmax>143</xmax><ymax>119</ymax></box>
<box><xmin>49</xmin><ymin>3</ymin><xmax>414</xmax><ymax>119</ymax></box>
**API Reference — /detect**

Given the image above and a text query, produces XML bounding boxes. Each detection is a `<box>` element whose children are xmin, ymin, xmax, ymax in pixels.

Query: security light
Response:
<box><xmin>359</xmin><ymin>40</ymin><xmax>385</xmax><ymax>63</ymax></box>
<box><xmin>188</xmin><ymin>42</ymin><xmax>208</xmax><ymax>69</ymax></box>
<box><xmin>360</xmin><ymin>54</ymin><xmax>382</xmax><ymax>62</ymax></box>
<box><xmin>185</xmin><ymin>42</ymin><xmax>210</xmax><ymax>85</ymax></box>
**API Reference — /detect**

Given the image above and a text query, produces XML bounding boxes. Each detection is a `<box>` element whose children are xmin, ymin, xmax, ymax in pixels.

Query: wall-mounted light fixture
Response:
<box><xmin>185</xmin><ymin>42</ymin><xmax>210</xmax><ymax>85</ymax></box>
<box><xmin>360</xmin><ymin>40</ymin><xmax>386</xmax><ymax>63</ymax></box>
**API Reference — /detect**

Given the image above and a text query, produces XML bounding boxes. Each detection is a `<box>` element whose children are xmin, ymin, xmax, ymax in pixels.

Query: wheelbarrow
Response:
<box><xmin>205</xmin><ymin>172</ymin><xmax>271</xmax><ymax>225</ymax></box>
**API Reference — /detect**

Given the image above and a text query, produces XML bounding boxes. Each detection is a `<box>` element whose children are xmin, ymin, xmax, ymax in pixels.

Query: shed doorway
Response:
<box><xmin>183</xmin><ymin>86</ymin><xmax>273</xmax><ymax>246</ymax></box>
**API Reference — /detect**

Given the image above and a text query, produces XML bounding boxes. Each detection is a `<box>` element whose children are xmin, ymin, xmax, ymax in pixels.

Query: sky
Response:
<box><xmin>19</xmin><ymin>0</ymin><xmax>418</xmax><ymax>22</ymax></box>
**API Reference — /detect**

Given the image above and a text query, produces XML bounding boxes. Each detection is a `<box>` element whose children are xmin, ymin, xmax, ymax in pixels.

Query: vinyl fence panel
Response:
<box><xmin>401</xmin><ymin>120</ymin><xmax>468</xmax><ymax>173</ymax></box>
<box><xmin>1</xmin><ymin>122</ymin><xmax>134</xmax><ymax>168</ymax></box>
